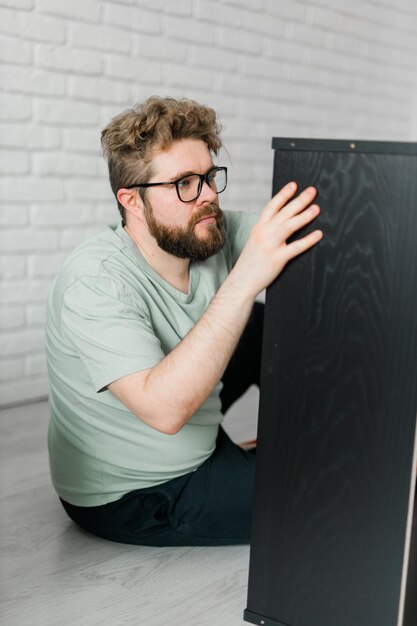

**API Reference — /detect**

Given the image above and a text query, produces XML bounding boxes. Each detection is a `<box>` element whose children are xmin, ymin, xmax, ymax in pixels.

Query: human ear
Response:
<box><xmin>117</xmin><ymin>188</ymin><xmax>143</xmax><ymax>220</ymax></box>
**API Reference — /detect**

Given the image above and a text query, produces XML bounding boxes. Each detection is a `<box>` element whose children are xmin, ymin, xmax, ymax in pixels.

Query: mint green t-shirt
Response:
<box><xmin>46</xmin><ymin>210</ymin><xmax>258</xmax><ymax>506</ymax></box>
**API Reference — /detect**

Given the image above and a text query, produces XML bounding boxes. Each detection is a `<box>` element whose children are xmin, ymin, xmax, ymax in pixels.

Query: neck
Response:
<box><xmin>124</xmin><ymin>223</ymin><xmax>190</xmax><ymax>294</ymax></box>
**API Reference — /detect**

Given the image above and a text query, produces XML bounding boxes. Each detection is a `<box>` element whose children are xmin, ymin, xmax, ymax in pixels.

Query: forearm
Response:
<box><xmin>142</xmin><ymin>269</ymin><xmax>255</xmax><ymax>433</ymax></box>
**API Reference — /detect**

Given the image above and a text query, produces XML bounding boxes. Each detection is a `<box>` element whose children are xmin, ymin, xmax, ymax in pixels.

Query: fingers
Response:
<box><xmin>281</xmin><ymin>203</ymin><xmax>321</xmax><ymax>239</ymax></box>
<box><xmin>258</xmin><ymin>182</ymin><xmax>298</xmax><ymax>223</ymax></box>
<box><xmin>259</xmin><ymin>182</ymin><xmax>317</xmax><ymax>224</ymax></box>
<box><xmin>283</xmin><ymin>186</ymin><xmax>317</xmax><ymax>218</ymax></box>
<box><xmin>284</xmin><ymin>229</ymin><xmax>323</xmax><ymax>262</ymax></box>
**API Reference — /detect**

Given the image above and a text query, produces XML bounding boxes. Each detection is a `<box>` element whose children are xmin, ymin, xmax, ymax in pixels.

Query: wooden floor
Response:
<box><xmin>0</xmin><ymin>390</ymin><xmax>259</xmax><ymax>626</ymax></box>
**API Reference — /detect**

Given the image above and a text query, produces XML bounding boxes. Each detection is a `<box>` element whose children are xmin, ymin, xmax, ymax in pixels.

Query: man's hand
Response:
<box><xmin>231</xmin><ymin>182</ymin><xmax>322</xmax><ymax>299</ymax></box>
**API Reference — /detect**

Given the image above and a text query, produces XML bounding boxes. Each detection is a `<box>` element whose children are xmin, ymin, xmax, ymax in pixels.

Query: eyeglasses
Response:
<box><xmin>126</xmin><ymin>166</ymin><xmax>227</xmax><ymax>203</ymax></box>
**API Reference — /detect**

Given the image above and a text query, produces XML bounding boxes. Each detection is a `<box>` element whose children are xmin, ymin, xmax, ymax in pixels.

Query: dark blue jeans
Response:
<box><xmin>60</xmin><ymin>302</ymin><xmax>264</xmax><ymax>546</ymax></box>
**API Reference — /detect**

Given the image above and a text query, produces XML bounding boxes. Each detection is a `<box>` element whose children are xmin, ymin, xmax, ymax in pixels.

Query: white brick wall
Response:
<box><xmin>1</xmin><ymin>0</ymin><xmax>417</xmax><ymax>407</ymax></box>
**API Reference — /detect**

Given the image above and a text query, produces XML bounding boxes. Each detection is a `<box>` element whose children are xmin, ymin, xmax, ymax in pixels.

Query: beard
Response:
<box><xmin>143</xmin><ymin>200</ymin><xmax>226</xmax><ymax>263</ymax></box>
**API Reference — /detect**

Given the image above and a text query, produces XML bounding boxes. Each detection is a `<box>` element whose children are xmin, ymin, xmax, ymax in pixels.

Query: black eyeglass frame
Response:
<box><xmin>125</xmin><ymin>166</ymin><xmax>228</xmax><ymax>203</ymax></box>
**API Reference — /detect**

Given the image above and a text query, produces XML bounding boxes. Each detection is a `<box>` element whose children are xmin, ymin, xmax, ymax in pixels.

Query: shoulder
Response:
<box><xmin>60</xmin><ymin>224</ymin><xmax>126</xmax><ymax>281</ymax></box>
<box><xmin>48</xmin><ymin>223</ymin><xmax>140</xmax><ymax>311</ymax></box>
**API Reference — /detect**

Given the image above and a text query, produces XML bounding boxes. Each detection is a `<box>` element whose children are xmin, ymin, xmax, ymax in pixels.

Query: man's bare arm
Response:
<box><xmin>108</xmin><ymin>183</ymin><xmax>323</xmax><ymax>434</ymax></box>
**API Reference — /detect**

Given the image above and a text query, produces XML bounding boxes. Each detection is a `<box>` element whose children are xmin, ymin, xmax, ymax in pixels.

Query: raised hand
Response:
<box><xmin>233</xmin><ymin>182</ymin><xmax>323</xmax><ymax>298</ymax></box>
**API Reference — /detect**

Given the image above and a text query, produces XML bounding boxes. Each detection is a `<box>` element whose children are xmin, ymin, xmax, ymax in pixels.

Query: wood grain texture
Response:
<box><xmin>246</xmin><ymin>145</ymin><xmax>417</xmax><ymax>626</ymax></box>
<box><xmin>1</xmin><ymin>394</ymin><xmax>259</xmax><ymax>626</ymax></box>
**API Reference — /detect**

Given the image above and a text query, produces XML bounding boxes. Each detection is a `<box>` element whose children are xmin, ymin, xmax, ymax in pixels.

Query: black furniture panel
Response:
<box><xmin>245</xmin><ymin>139</ymin><xmax>417</xmax><ymax>626</ymax></box>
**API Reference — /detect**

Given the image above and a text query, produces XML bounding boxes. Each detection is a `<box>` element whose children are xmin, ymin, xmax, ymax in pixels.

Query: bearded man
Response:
<box><xmin>46</xmin><ymin>96</ymin><xmax>323</xmax><ymax>546</ymax></box>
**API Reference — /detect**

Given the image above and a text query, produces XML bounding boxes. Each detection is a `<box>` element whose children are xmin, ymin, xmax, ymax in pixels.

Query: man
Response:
<box><xmin>46</xmin><ymin>96</ymin><xmax>323</xmax><ymax>546</ymax></box>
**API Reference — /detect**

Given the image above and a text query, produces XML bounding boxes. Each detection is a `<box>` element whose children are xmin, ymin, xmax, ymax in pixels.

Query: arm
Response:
<box><xmin>109</xmin><ymin>183</ymin><xmax>323</xmax><ymax>434</ymax></box>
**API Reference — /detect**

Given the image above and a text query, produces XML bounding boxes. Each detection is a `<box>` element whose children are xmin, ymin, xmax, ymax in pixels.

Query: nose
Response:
<box><xmin>196</xmin><ymin>179</ymin><xmax>217</xmax><ymax>205</ymax></box>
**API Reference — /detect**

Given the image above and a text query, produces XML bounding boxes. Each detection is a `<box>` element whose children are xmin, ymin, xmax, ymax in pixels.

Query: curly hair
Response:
<box><xmin>101</xmin><ymin>96</ymin><xmax>223</xmax><ymax>220</ymax></box>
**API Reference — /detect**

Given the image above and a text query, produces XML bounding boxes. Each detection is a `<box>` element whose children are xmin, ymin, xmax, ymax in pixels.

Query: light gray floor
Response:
<box><xmin>0</xmin><ymin>389</ymin><xmax>259</xmax><ymax>626</ymax></box>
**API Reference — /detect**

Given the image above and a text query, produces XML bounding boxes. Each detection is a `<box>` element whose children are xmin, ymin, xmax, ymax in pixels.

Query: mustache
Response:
<box><xmin>190</xmin><ymin>204</ymin><xmax>224</xmax><ymax>227</ymax></box>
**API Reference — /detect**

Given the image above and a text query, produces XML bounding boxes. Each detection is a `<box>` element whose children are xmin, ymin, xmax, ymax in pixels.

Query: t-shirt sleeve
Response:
<box><xmin>61</xmin><ymin>276</ymin><xmax>164</xmax><ymax>393</ymax></box>
<box><xmin>223</xmin><ymin>210</ymin><xmax>259</xmax><ymax>265</ymax></box>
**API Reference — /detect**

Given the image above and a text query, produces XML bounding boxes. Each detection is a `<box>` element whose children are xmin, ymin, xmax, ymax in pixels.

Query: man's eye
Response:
<box><xmin>177</xmin><ymin>178</ymin><xmax>191</xmax><ymax>188</ymax></box>
<box><xmin>208</xmin><ymin>171</ymin><xmax>217</xmax><ymax>182</ymax></box>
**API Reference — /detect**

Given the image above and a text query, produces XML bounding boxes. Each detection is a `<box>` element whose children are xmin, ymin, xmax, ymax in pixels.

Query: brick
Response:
<box><xmin>133</xmin><ymin>33</ymin><xmax>187</xmax><ymax>62</ymax></box>
<box><xmin>241</xmin><ymin>10</ymin><xmax>286</xmax><ymax>37</ymax></box>
<box><xmin>58</xmin><ymin>226</ymin><xmax>103</xmax><ymax>249</ymax></box>
<box><xmin>378</xmin><ymin>23</ymin><xmax>416</xmax><ymax>52</ymax></box>
<box><xmin>0</xmin><ymin>7</ymin><xmax>66</xmax><ymax>44</ymax></box>
<box><xmin>221</xmin><ymin>117</ymin><xmax>265</xmax><ymax>140</ymax></box>
<box><xmin>0</xmin><ymin>178</ymin><xmax>64</xmax><ymax>203</ymax></box>
<box><xmin>0</xmin><ymin>255</ymin><xmax>26</xmax><ymax>278</ymax></box>
<box><xmin>217</xmin><ymin>73</ymin><xmax>263</xmax><ymax>98</ymax></box>
<box><xmin>37</xmin><ymin>0</ymin><xmax>101</xmax><ymax>23</ymax></box>
<box><xmin>195</xmin><ymin>0</ymin><xmax>242</xmax><ymax>26</ymax></box>
<box><xmin>26</xmin><ymin>304</ymin><xmax>47</xmax><ymax>326</ymax></box>
<box><xmin>0</xmin><ymin>123</ymin><xmax>61</xmax><ymax>150</ymax></box>
<box><xmin>0</xmin><ymin>230</ymin><xmax>59</xmax><ymax>253</ymax></box>
<box><xmin>28</xmin><ymin>253</ymin><xmax>67</xmax><ymax>277</ymax></box>
<box><xmin>0</xmin><ymin>279</ymin><xmax>52</xmax><ymax>304</ymax></box>
<box><xmin>164</xmin><ymin>15</ymin><xmax>215</xmax><ymax>44</ymax></box>
<box><xmin>103</xmin><ymin>4</ymin><xmax>160</xmax><ymax>33</ymax></box>
<box><xmin>199</xmin><ymin>92</ymin><xmax>237</xmax><ymax>116</ymax></box>
<box><xmin>135</xmin><ymin>0</ymin><xmax>164</xmax><ymax>9</ymax></box>
<box><xmin>95</xmin><ymin>203</ymin><xmax>120</xmax><ymax>224</ymax></box>
<box><xmin>307</xmin><ymin>5</ymin><xmax>349</xmax><ymax>33</ymax></box>
<box><xmin>164</xmin><ymin>63</ymin><xmax>214</xmax><ymax>91</ymax></box>
<box><xmin>0</xmin><ymin>357</ymin><xmax>25</xmax><ymax>381</ymax></box>
<box><xmin>0</xmin><ymin>65</ymin><xmax>66</xmax><ymax>97</ymax></box>
<box><xmin>264</xmin><ymin>37</ymin><xmax>306</xmax><ymax>63</ymax></box>
<box><xmin>63</xmin><ymin>128</ymin><xmax>101</xmax><ymax>154</ymax></box>
<box><xmin>226</xmin><ymin>140</ymin><xmax>274</xmax><ymax>163</ymax></box>
<box><xmin>31</xmin><ymin>204</ymin><xmax>96</xmax><ymax>226</ymax></box>
<box><xmin>227</xmin><ymin>180</ymin><xmax>268</xmax><ymax>201</ymax></box>
<box><xmin>34</xmin><ymin>97</ymin><xmax>99</xmax><ymax>127</ymax></box>
<box><xmin>240</xmin><ymin>100</ymin><xmax>287</xmax><ymax>120</ymax></box>
<box><xmin>130</xmin><ymin>82</ymin><xmax>169</xmax><ymax>105</ymax></box>
<box><xmin>0</xmin><ymin>205</ymin><xmax>29</xmax><ymax>227</ymax></box>
<box><xmin>285</xmin><ymin>22</ymin><xmax>328</xmax><ymax>48</ymax></box>
<box><xmin>0</xmin><ymin>151</ymin><xmax>30</xmax><ymax>174</ymax></box>
<box><xmin>0</xmin><ymin>0</ymin><xmax>33</xmax><ymax>7</ymax></box>
<box><xmin>225</xmin><ymin>160</ymin><xmax>269</xmax><ymax>182</ymax></box>
<box><xmin>0</xmin><ymin>376</ymin><xmax>48</xmax><ymax>407</ymax></box>
<box><xmin>32</xmin><ymin>152</ymin><xmax>99</xmax><ymax>177</ymax></box>
<box><xmin>164</xmin><ymin>0</ymin><xmax>192</xmax><ymax>15</ymax></box>
<box><xmin>99</xmin><ymin>105</ymin><xmax>132</xmax><ymax>128</ymax></box>
<box><xmin>0</xmin><ymin>93</ymin><xmax>31</xmax><ymax>121</ymax></box>
<box><xmin>217</xmin><ymin>26</ymin><xmax>262</xmax><ymax>53</ymax></box>
<box><xmin>25</xmin><ymin>353</ymin><xmax>47</xmax><ymax>376</ymax></box>
<box><xmin>0</xmin><ymin>34</ymin><xmax>32</xmax><ymax>65</ymax></box>
<box><xmin>104</xmin><ymin>54</ymin><xmax>162</xmax><ymax>83</ymax></box>
<box><xmin>65</xmin><ymin>179</ymin><xmax>112</xmax><ymax>202</ymax></box>
<box><xmin>0</xmin><ymin>307</ymin><xmax>25</xmax><ymax>330</ymax></box>
<box><xmin>189</xmin><ymin>44</ymin><xmax>238</xmax><ymax>72</ymax></box>
<box><xmin>224</xmin><ymin>0</ymin><xmax>264</xmax><ymax>9</ymax></box>
<box><xmin>242</xmin><ymin>55</ymin><xmax>286</xmax><ymax>79</ymax></box>
<box><xmin>69</xmin><ymin>75</ymin><xmax>131</xmax><ymax>104</ymax></box>
<box><xmin>396</xmin><ymin>9</ymin><xmax>417</xmax><ymax>32</ymax></box>
<box><xmin>35</xmin><ymin>44</ymin><xmax>102</xmax><ymax>75</ymax></box>
<box><xmin>69</xmin><ymin>22</ymin><xmax>131</xmax><ymax>54</ymax></box>
<box><xmin>265</xmin><ymin>0</ymin><xmax>306</xmax><ymax>22</ymax></box>
<box><xmin>361</xmin><ymin>2</ymin><xmax>398</xmax><ymax>29</ymax></box>
<box><xmin>260</xmin><ymin>77</ymin><xmax>303</xmax><ymax>101</ymax></box>
<box><xmin>0</xmin><ymin>327</ymin><xmax>45</xmax><ymax>356</ymax></box>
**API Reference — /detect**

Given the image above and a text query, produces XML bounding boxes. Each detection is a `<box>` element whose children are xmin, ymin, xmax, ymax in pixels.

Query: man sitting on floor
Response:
<box><xmin>45</xmin><ymin>96</ymin><xmax>322</xmax><ymax>546</ymax></box>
